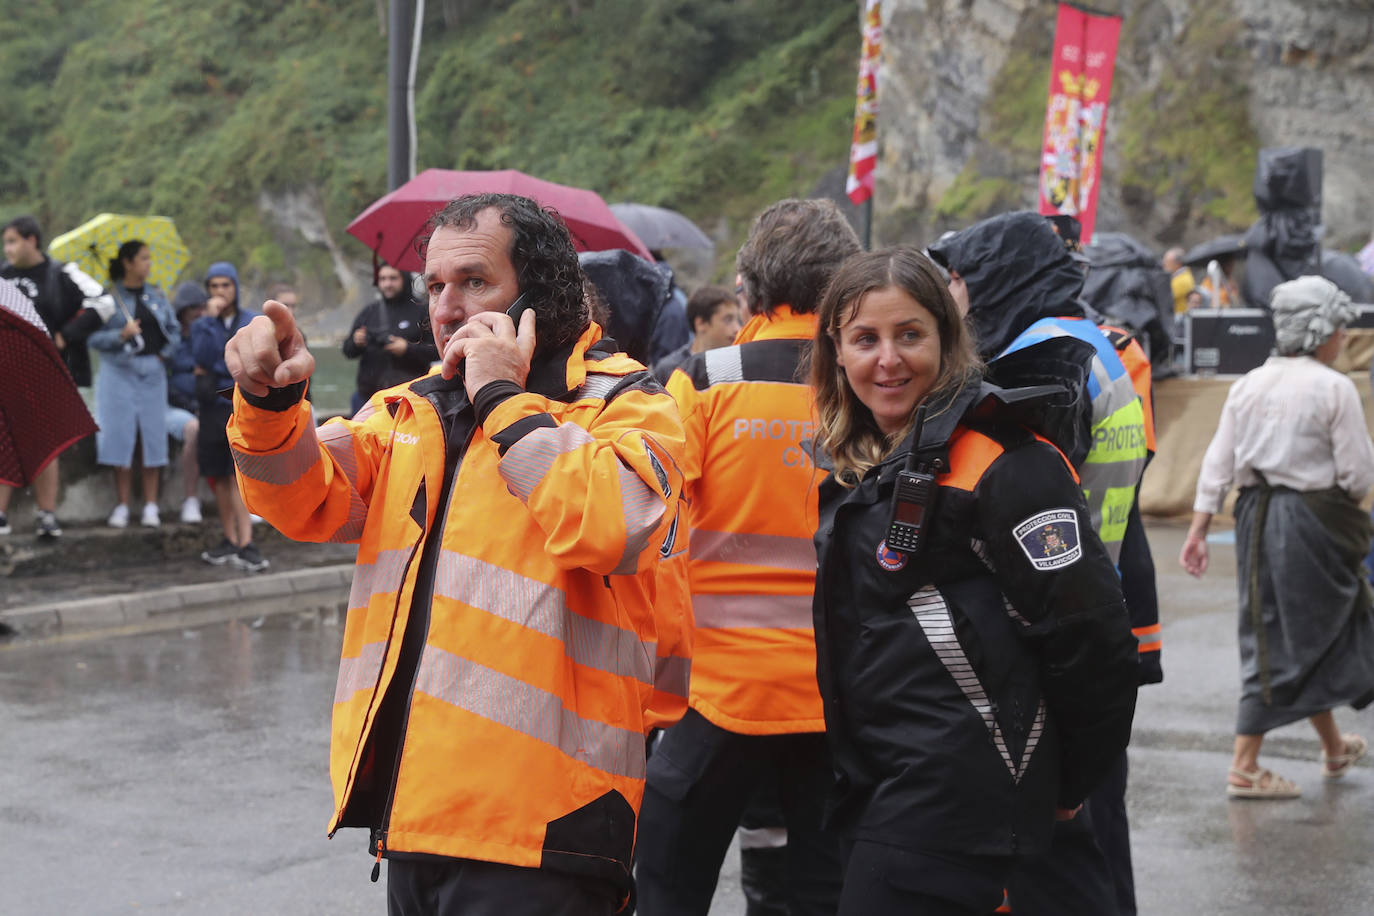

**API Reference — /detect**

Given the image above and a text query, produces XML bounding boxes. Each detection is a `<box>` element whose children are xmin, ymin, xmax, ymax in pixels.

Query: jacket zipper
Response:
<box><xmin>323</xmin><ymin>400</ymin><xmax>425</xmax><ymax>867</ymax></box>
<box><xmin>373</xmin><ymin>397</ymin><xmax>469</xmax><ymax>880</ymax></box>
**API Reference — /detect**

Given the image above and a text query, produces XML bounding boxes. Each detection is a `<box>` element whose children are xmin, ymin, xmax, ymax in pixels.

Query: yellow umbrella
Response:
<box><xmin>49</xmin><ymin>213</ymin><xmax>190</xmax><ymax>293</ymax></box>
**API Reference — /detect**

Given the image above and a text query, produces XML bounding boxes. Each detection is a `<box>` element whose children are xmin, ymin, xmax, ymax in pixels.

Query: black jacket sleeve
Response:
<box><xmin>342</xmin><ymin>305</ymin><xmax>372</xmax><ymax>358</ymax></box>
<box><xmin>975</xmin><ymin>439</ymin><xmax>1139</xmax><ymax>807</ymax></box>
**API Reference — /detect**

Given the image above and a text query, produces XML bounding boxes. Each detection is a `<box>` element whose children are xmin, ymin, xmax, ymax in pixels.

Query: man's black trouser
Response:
<box><xmin>635</xmin><ymin>709</ymin><xmax>843</xmax><ymax>916</ymax></box>
<box><xmin>1004</xmin><ymin>752</ymin><xmax>1129</xmax><ymax>916</ymax></box>
<box><xmin>386</xmin><ymin>856</ymin><xmax>621</xmax><ymax>916</ymax></box>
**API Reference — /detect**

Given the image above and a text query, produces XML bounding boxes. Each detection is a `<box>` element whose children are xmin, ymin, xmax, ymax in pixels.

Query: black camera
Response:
<box><xmin>367</xmin><ymin>329</ymin><xmax>392</xmax><ymax>348</ymax></box>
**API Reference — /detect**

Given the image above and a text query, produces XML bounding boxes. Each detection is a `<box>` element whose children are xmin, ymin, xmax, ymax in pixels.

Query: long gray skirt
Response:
<box><xmin>1234</xmin><ymin>485</ymin><xmax>1374</xmax><ymax>734</ymax></box>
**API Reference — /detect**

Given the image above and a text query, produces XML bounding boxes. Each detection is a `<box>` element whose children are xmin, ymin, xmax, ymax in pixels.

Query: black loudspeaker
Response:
<box><xmin>1182</xmin><ymin>309</ymin><xmax>1276</xmax><ymax>375</ymax></box>
<box><xmin>1254</xmin><ymin>147</ymin><xmax>1323</xmax><ymax>210</ymax></box>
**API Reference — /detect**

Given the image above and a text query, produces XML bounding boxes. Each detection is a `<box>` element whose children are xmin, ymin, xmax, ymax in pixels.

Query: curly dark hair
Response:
<box><xmin>736</xmin><ymin>199</ymin><xmax>861</xmax><ymax>317</ymax></box>
<box><xmin>427</xmin><ymin>193</ymin><xmax>589</xmax><ymax>354</ymax></box>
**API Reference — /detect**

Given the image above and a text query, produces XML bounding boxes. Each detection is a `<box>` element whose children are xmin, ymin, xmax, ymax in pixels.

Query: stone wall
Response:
<box><xmin>875</xmin><ymin>0</ymin><xmax>1374</xmax><ymax>251</ymax></box>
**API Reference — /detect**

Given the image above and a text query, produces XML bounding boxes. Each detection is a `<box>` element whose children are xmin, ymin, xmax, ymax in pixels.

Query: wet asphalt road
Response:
<box><xmin>2</xmin><ymin>522</ymin><xmax>1372</xmax><ymax>915</ymax></box>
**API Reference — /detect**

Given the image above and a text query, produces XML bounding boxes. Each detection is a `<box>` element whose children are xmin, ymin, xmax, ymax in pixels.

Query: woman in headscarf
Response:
<box><xmin>1181</xmin><ymin>275</ymin><xmax>1374</xmax><ymax>798</ymax></box>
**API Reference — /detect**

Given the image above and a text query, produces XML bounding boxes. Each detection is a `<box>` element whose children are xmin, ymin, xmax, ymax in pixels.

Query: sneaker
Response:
<box><xmin>140</xmin><ymin>503</ymin><xmax>161</xmax><ymax>528</ymax></box>
<box><xmin>35</xmin><ymin>511</ymin><xmax>62</xmax><ymax>540</ymax></box>
<box><xmin>235</xmin><ymin>542</ymin><xmax>270</xmax><ymax>573</ymax></box>
<box><xmin>108</xmin><ymin>504</ymin><xmax>130</xmax><ymax>528</ymax></box>
<box><xmin>180</xmin><ymin>496</ymin><xmax>203</xmax><ymax>524</ymax></box>
<box><xmin>0</xmin><ymin>512</ymin><xmax>10</xmax><ymax>536</ymax></box>
<box><xmin>201</xmin><ymin>538</ymin><xmax>240</xmax><ymax>565</ymax></box>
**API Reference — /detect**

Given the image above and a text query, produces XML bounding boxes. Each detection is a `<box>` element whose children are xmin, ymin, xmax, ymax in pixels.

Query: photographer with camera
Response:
<box><xmin>342</xmin><ymin>262</ymin><xmax>437</xmax><ymax>414</ymax></box>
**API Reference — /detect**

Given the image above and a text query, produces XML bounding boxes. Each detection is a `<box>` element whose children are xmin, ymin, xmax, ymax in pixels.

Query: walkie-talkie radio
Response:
<box><xmin>884</xmin><ymin>405</ymin><xmax>939</xmax><ymax>557</ymax></box>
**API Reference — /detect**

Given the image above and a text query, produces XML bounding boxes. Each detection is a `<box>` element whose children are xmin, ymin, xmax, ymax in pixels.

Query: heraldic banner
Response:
<box><xmin>1037</xmin><ymin>2</ymin><xmax>1122</xmax><ymax>242</ymax></box>
<box><xmin>846</xmin><ymin>0</ymin><xmax>882</xmax><ymax>206</ymax></box>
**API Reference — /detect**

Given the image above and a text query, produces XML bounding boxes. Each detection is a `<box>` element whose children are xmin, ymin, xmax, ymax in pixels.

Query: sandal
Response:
<box><xmin>1322</xmin><ymin>733</ymin><xmax>1367</xmax><ymax>779</ymax></box>
<box><xmin>1226</xmin><ymin>766</ymin><xmax>1300</xmax><ymax>799</ymax></box>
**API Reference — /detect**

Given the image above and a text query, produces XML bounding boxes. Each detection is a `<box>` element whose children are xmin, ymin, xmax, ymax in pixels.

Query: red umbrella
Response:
<box><xmin>346</xmin><ymin>168</ymin><xmax>652</xmax><ymax>272</ymax></box>
<box><xmin>0</xmin><ymin>278</ymin><xmax>97</xmax><ymax>487</ymax></box>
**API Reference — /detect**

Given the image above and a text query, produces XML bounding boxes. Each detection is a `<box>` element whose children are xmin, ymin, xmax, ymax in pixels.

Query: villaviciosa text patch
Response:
<box><xmin>1013</xmin><ymin>509</ymin><xmax>1082</xmax><ymax>571</ymax></box>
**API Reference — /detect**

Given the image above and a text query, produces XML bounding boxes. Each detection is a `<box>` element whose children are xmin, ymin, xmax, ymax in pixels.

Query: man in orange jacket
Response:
<box><xmin>635</xmin><ymin>199</ymin><xmax>861</xmax><ymax>916</ymax></box>
<box><xmin>223</xmin><ymin>194</ymin><xmax>689</xmax><ymax>916</ymax></box>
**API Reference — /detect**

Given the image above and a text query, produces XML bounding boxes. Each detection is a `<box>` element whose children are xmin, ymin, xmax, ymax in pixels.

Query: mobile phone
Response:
<box><xmin>505</xmin><ymin>291</ymin><xmax>534</xmax><ymax>325</ymax></box>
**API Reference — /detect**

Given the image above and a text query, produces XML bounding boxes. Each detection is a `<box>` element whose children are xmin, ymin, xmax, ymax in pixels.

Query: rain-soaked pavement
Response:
<box><xmin>2</xmin><ymin>522</ymin><xmax>1372</xmax><ymax>915</ymax></box>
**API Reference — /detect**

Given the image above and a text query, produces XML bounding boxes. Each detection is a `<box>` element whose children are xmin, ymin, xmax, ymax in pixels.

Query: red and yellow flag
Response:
<box><xmin>1037</xmin><ymin>2</ymin><xmax>1122</xmax><ymax>242</ymax></box>
<box><xmin>846</xmin><ymin>0</ymin><xmax>882</xmax><ymax>205</ymax></box>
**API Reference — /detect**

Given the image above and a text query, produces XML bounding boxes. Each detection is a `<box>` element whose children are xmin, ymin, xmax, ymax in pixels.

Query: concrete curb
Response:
<box><xmin>0</xmin><ymin>563</ymin><xmax>354</xmax><ymax>639</ymax></box>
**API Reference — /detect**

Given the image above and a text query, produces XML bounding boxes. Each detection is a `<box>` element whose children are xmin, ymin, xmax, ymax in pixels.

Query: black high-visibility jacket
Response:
<box><xmin>812</xmin><ymin>381</ymin><xmax>1138</xmax><ymax>859</ymax></box>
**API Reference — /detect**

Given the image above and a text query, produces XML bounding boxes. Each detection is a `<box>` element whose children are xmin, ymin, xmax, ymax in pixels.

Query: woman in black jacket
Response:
<box><xmin>809</xmin><ymin>248</ymin><xmax>1138</xmax><ymax>915</ymax></box>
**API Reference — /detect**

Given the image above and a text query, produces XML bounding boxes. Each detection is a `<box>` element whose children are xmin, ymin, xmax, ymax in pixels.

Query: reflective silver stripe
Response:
<box><xmin>1079</xmin><ymin>458</ymin><xmax>1145</xmax><ymax>490</ymax></box>
<box><xmin>692</xmin><ymin>593</ymin><xmax>813</xmax><ymax>631</ymax></box>
<box><xmin>612</xmin><ymin>465</ymin><xmax>667</xmax><ymax>575</ymax></box>
<box><xmin>1018</xmin><ymin>699</ymin><xmax>1047</xmax><ymax>781</ymax></box>
<box><xmin>577</xmin><ymin>372</ymin><xmax>623</xmax><ymax>401</ymax></box>
<box><xmin>231</xmin><ymin>424</ymin><xmax>321</xmax><ymax>486</ymax></box>
<box><xmin>349</xmin><ymin>548</ymin><xmax>412</xmax><ymax>610</ymax></box>
<box><xmin>499</xmin><ymin>424</ymin><xmax>595</xmax><ymax>501</ymax></box>
<box><xmin>654</xmin><ymin>654</ymin><xmax>691</xmax><ymax>700</ymax></box>
<box><xmin>415</xmin><ymin>645</ymin><xmax>646</xmax><ymax>780</ymax></box>
<box><xmin>327</xmin><ymin>490</ymin><xmax>368</xmax><ymax>543</ymax></box>
<box><xmin>318</xmin><ymin>422</ymin><xmax>360</xmax><ymax>484</ymax></box>
<box><xmin>690</xmin><ymin>529</ymin><xmax>816</xmax><ymax>572</ymax></box>
<box><xmin>969</xmin><ymin>538</ymin><xmax>996</xmax><ymax>573</ymax></box>
<box><xmin>315</xmin><ymin>423</ymin><xmax>369</xmax><ymax>542</ymax></box>
<box><xmin>352</xmin><ymin>401</ymin><xmax>379</xmax><ymax>423</ymax></box>
<box><xmin>1092</xmin><ymin>364</ymin><xmax>1140</xmax><ymax>422</ymax></box>
<box><xmin>433</xmin><ymin>550</ymin><xmax>653</xmax><ymax>685</ymax></box>
<box><xmin>738</xmin><ymin>826</ymin><xmax>789</xmax><ymax>849</ymax></box>
<box><xmin>704</xmin><ymin>346</ymin><xmax>743</xmax><ymax>386</ymax></box>
<box><xmin>1002</xmin><ymin>595</ymin><xmax>1031</xmax><ymax>629</ymax></box>
<box><xmin>334</xmin><ymin>641</ymin><xmax>387</xmax><ymax>704</ymax></box>
<box><xmin>909</xmin><ymin>587</ymin><xmax>1024</xmax><ymax>782</ymax></box>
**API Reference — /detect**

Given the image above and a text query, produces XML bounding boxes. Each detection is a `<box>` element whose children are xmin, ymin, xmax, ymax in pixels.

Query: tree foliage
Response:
<box><xmin>1</xmin><ymin>0</ymin><xmax>857</xmax><ymax>294</ymax></box>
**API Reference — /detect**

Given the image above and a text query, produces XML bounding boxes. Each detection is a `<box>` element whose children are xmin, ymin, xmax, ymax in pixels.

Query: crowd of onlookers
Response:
<box><xmin>1</xmin><ymin>213</ymin><xmax>752</xmax><ymax>578</ymax></box>
<box><xmin>0</xmin><ymin>215</ymin><xmax>271</xmax><ymax>571</ymax></box>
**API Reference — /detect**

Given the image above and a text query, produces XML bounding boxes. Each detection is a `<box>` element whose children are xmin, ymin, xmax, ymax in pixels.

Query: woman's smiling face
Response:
<box><xmin>835</xmin><ymin>285</ymin><xmax>943</xmax><ymax>438</ymax></box>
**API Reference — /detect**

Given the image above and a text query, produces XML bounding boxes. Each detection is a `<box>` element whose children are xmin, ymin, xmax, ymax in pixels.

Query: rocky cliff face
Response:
<box><xmin>875</xmin><ymin>0</ymin><xmax>1374</xmax><ymax>252</ymax></box>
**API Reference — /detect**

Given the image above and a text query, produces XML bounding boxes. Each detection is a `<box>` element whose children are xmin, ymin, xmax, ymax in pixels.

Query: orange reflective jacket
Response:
<box><xmin>666</xmin><ymin>307</ymin><xmax>825</xmax><ymax>735</ymax></box>
<box><xmin>228</xmin><ymin>325</ymin><xmax>688</xmax><ymax>892</ymax></box>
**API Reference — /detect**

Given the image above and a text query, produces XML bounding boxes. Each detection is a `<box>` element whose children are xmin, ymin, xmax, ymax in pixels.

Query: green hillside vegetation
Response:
<box><xmin>1</xmin><ymin>0</ymin><xmax>858</xmax><ymax>299</ymax></box>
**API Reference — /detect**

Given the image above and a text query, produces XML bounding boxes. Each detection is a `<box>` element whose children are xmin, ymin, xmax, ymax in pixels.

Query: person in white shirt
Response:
<box><xmin>1181</xmin><ymin>275</ymin><xmax>1374</xmax><ymax>799</ymax></box>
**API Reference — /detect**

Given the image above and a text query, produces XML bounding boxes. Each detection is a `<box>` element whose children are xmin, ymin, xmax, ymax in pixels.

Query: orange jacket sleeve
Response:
<box><xmin>481</xmin><ymin>385</ymin><xmax>687</xmax><ymax>577</ymax></box>
<box><xmin>227</xmin><ymin>390</ymin><xmax>392</xmax><ymax>545</ymax></box>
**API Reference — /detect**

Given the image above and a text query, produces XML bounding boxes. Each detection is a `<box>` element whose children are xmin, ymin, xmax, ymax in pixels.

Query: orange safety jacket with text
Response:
<box><xmin>227</xmin><ymin>324</ymin><xmax>688</xmax><ymax>894</ymax></box>
<box><xmin>666</xmin><ymin>306</ymin><xmax>825</xmax><ymax>735</ymax></box>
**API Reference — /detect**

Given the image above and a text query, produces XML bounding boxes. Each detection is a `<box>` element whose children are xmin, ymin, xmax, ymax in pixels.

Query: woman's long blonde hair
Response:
<box><xmin>810</xmin><ymin>247</ymin><xmax>982</xmax><ymax>486</ymax></box>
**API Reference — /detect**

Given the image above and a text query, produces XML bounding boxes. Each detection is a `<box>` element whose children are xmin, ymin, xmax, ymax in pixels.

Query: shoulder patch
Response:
<box><xmin>1013</xmin><ymin>509</ymin><xmax>1082</xmax><ymax>571</ymax></box>
<box><xmin>875</xmin><ymin>539</ymin><xmax>908</xmax><ymax>571</ymax></box>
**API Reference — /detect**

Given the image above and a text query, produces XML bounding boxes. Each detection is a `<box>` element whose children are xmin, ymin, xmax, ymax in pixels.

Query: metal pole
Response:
<box><xmin>387</xmin><ymin>0</ymin><xmax>414</xmax><ymax>191</ymax></box>
<box><xmin>860</xmin><ymin>198</ymin><xmax>873</xmax><ymax>250</ymax></box>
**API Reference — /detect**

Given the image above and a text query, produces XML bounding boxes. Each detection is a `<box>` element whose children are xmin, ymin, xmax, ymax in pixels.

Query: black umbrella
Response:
<box><xmin>1182</xmin><ymin>234</ymin><xmax>1247</xmax><ymax>267</ymax></box>
<box><xmin>608</xmin><ymin>203</ymin><xmax>714</xmax><ymax>251</ymax></box>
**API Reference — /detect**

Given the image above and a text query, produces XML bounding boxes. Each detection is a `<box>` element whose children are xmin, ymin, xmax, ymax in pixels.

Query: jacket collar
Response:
<box><xmin>735</xmin><ymin>305</ymin><xmax>817</xmax><ymax>344</ymax></box>
<box><xmin>406</xmin><ymin>321</ymin><xmax>607</xmax><ymax>406</ymax></box>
